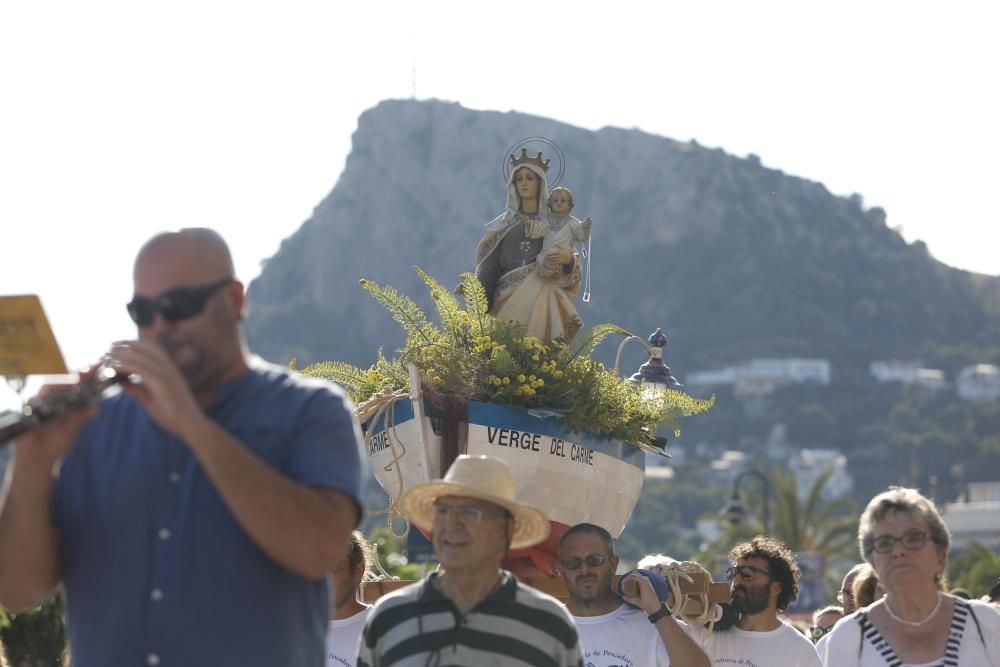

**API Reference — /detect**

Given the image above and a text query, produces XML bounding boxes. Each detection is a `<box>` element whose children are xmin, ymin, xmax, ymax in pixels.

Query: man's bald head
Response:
<box><xmin>840</xmin><ymin>563</ymin><xmax>867</xmax><ymax>614</ymax></box>
<box><xmin>129</xmin><ymin>228</ymin><xmax>248</xmax><ymax>393</ymax></box>
<box><xmin>134</xmin><ymin>228</ymin><xmax>235</xmax><ymax>283</ymax></box>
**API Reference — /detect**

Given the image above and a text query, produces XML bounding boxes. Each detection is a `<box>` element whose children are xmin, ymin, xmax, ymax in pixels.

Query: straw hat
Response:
<box><xmin>397</xmin><ymin>455</ymin><xmax>550</xmax><ymax>550</ymax></box>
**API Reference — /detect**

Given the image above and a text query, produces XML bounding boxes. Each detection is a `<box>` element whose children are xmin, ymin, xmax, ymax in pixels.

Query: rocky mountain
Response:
<box><xmin>246</xmin><ymin>99</ymin><xmax>1000</xmax><ymax>381</ymax></box>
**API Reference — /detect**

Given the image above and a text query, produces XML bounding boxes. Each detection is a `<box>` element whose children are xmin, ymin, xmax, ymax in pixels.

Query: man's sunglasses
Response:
<box><xmin>126</xmin><ymin>278</ymin><xmax>233</xmax><ymax>327</ymax></box>
<box><xmin>560</xmin><ymin>554</ymin><xmax>612</xmax><ymax>571</ymax></box>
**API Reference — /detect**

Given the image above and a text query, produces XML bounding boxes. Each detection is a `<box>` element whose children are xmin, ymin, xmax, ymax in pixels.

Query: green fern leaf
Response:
<box><xmin>298</xmin><ymin>360</ymin><xmax>369</xmax><ymax>395</ymax></box>
<box><xmin>459</xmin><ymin>272</ymin><xmax>492</xmax><ymax>337</ymax></box>
<box><xmin>415</xmin><ymin>266</ymin><xmax>463</xmax><ymax>337</ymax></box>
<box><xmin>359</xmin><ymin>278</ymin><xmax>437</xmax><ymax>345</ymax></box>
<box><xmin>568</xmin><ymin>323</ymin><xmax>631</xmax><ymax>361</ymax></box>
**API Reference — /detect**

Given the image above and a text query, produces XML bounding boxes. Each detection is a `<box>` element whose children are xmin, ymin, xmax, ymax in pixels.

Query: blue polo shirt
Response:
<box><xmin>52</xmin><ymin>360</ymin><xmax>365</xmax><ymax>667</ymax></box>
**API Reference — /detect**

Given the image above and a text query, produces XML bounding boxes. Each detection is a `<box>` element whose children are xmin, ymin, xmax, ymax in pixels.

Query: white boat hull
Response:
<box><xmin>365</xmin><ymin>398</ymin><xmax>645</xmax><ymax>542</ymax></box>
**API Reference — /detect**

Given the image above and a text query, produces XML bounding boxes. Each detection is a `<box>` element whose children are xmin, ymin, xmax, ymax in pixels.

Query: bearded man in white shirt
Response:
<box><xmin>687</xmin><ymin>536</ymin><xmax>822</xmax><ymax>667</ymax></box>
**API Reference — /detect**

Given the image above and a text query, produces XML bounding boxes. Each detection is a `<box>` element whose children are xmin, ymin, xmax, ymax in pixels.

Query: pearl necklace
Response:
<box><xmin>883</xmin><ymin>592</ymin><xmax>943</xmax><ymax>627</ymax></box>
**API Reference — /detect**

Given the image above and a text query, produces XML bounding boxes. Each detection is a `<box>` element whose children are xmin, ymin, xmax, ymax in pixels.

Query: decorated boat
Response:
<box><xmin>303</xmin><ymin>138</ymin><xmax>713</xmax><ymax>577</ymax></box>
<box><xmin>363</xmin><ymin>364</ymin><xmax>650</xmax><ymax>575</ymax></box>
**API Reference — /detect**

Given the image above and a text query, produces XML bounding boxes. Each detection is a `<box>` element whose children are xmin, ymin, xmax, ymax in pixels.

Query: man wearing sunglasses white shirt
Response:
<box><xmin>558</xmin><ymin>523</ymin><xmax>709</xmax><ymax>667</ymax></box>
<box><xmin>0</xmin><ymin>228</ymin><xmax>364</xmax><ymax>667</ymax></box>
<box><xmin>685</xmin><ymin>536</ymin><xmax>821</xmax><ymax>667</ymax></box>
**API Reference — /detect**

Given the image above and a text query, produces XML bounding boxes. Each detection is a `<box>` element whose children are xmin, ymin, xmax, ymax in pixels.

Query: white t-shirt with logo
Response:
<box><xmin>573</xmin><ymin>603</ymin><xmax>671</xmax><ymax>667</ymax></box>
<box><xmin>687</xmin><ymin>620</ymin><xmax>822</xmax><ymax>667</ymax></box>
<box><xmin>326</xmin><ymin>608</ymin><xmax>370</xmax><ymax>667</ymax></box>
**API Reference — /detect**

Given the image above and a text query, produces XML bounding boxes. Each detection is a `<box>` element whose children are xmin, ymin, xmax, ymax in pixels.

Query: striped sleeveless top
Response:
<box><xmin>855</xmin><ymin>598</ymin><xmax>979</xmax><ymax>667</ymax></box>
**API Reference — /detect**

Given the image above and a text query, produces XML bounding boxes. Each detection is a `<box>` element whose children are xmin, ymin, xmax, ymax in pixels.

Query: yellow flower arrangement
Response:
<box><xmin>299</xmin><ymin>268</ymin><xmax>713</xmax><ymax>447</ymax></box>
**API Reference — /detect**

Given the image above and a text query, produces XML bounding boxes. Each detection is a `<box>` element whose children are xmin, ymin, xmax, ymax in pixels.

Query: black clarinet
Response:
<box><xmin>0</xmin><ymin>367</ymin><xmax>129</xmax><ymax>446</ymax></box>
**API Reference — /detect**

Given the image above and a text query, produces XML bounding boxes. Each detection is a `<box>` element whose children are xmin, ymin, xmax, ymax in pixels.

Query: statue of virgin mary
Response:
<box><xmin>474</xmin><ymin>150</ymin><xmax>583</xmax><ymax>342</ymax></box>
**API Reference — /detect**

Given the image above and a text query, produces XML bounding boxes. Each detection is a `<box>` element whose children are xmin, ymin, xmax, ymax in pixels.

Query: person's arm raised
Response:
<box><xmin>0</xmin><ymin>384</ymin><xmax>96</xmax><ymax>611</ymax></box>
<box><xmin>621</xmin><ymin>573</ymin><xmax>710</xmax><ymax>667</ymax></box>
<box><xmin>110</xmin><ymin>340</ymin><xmax>359</xmax><ymax>579</ymax></box>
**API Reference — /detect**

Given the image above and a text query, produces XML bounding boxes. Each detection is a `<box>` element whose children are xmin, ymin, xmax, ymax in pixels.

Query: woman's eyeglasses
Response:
<box><xmin>870</xmin><ymin>530</ymin><xmax>928</xmax><ymax>554</ymax></box>
<box><xmin>808</xmin><ymin>625</ymin><xmax>834</xmax><ymax>641</ymax></box>
<box><xmin>126</xmin><ymin>279</ymin><xmax>233</xmax><ymax>327</ymax></box>
<box><xmin>725</xmin><ymin>564</ymin><xmax>772</xmax><ymax>581</ymax></box>
<box><xmin>560</xmin><ymin>554</ymin><xmax>612</xmax><ymax>571</ymax></box>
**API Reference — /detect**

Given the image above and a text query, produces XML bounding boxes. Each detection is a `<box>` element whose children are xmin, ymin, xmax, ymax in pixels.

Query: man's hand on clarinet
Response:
<box><xmin>106</xmin><ymin>340</ymin><xmax>204</xmax><ymax>440</ymax></box>
<box><xmin>14</xmin><ymin>369</ymin><xmax>100</xmax><ymax>468</ymax></box>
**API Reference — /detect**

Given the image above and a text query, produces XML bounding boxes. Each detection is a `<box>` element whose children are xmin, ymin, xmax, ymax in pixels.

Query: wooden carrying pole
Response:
<box><xmin>362</xmin><ymin>573</ymin><xmax>730</xmax><ymax>607</ymax></box>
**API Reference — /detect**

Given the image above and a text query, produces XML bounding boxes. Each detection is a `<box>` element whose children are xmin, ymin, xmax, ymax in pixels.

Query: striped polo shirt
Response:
<box><xmin>358</xmin><ymin>571</ymin><xmax>582</xmax><ymax>667</ymax></box>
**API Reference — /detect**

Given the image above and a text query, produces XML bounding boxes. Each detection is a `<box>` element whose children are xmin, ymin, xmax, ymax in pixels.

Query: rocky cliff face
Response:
<box><xmin>245</xmin><ymin>99</ymin><xmax>999</xmax><ymax>375</ymax></box>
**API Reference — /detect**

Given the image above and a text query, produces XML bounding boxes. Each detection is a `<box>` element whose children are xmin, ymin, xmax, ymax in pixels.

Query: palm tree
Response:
<box><xmin>709</xmin><ymin>468</ymin><xmax>858</xmax><ymax>563</ymax></box>
<box><xmin>697</xmin><ymin>468</ymin><xmax>859</xmax><ymax>609</ymax></box>
<box><xmin>947</xmin><ymin>542</ymin><xmax>1000</xmax><ymax>597</ymax></box>
<box><xmin>769</xmin><ymin>469</ymin><xmax>858</xmax><ymax>559</ymax></box>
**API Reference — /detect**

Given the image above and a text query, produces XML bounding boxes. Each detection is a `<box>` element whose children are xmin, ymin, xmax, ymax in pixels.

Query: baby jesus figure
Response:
<box><xmin>540</xmin><ymin>187</ymin><xmax>592</xmax><ymax>281</ymax></box>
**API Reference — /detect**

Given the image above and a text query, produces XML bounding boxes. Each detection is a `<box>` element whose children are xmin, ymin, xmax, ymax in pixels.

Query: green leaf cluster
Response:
<box><xmin>947</xmin><ymin>542</ymin><xmax>1000</xmax><ymax>597</ymax></box>
<box><xmin>300</xmin><ymin>268</ymin><xmax>713</xmax><ymax>447</ymax></box>
<box><xmin>0</xmin><ymin>592</ymin><xmax>67</xmax><ymax>666</ymax></box>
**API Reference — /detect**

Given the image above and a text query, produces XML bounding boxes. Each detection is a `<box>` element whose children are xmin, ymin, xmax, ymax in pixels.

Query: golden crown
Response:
<box><xmin>510</xmin><ymin>148</ymin><xmax>550</xmax><ymax>172</ymax></box>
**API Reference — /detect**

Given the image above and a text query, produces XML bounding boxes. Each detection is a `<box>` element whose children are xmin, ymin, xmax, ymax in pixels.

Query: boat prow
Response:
<box><xmin>363</xmin><ymin>366</ymin><xmax>655</xmax><ymax>575</ymax></box>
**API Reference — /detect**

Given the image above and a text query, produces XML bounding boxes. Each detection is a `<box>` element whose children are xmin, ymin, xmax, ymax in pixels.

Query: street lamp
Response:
<box><xmin>614</xmin><ymin>328</ymin><xmax>681</xmax><ymax>400</ymax></box>
<box><xmin>721</xmin><ymin>469</ymin><xmax>772</xmax><ymax>535</ymax></box>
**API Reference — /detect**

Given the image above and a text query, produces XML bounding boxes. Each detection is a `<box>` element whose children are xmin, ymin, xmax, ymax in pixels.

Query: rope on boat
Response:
<box><xmin>357</xmin><ymin>387</ymin><xmax>412</xmax><ymax>539</ymax></box>
<box><xmin>650</xmin><ymin>560</ymin><xmax>724</xmax><ymax>632</ymax></box>
<box><xmin>644</xmin><ymin>556</ymin><xmax>722</xmax><ymax>632</ymax></box>
<box><xmin>366</xmin><ymin>542</ymin><xmax>400</xmax><ymax>582</ymax></box>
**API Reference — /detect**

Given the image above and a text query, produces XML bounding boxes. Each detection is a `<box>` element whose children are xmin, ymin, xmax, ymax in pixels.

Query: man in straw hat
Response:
<box><xmin>357</xmin><ymin>455</ymin><xmax>583</xmax><ymax>666</ymax></box>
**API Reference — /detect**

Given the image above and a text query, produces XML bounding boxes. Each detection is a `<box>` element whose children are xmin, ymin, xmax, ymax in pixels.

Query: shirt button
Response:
<box><xmin>150</xmin><ymin>589</ymin><xmax>164</xmax><ymax>602</ymax></box>
<box><xmin>146</xmin><ymin>654</ymin><xmax>160</xmax><ymax>666</ymax></box>
<box><xmin>168</xmin><ymin>472</ymin><xmax>181</xmax><ymax>483</ymax></box>
<box><xmin>158</xmin><ymin>528</ymin><xmax>172</xmax><ymax>541</ymax></box>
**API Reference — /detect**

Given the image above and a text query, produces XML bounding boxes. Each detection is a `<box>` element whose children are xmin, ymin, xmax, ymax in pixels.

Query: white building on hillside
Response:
<box><xmin>956</xmin><ymin>364</ymin><xmax>1000</xmax><ymax>402</ymax></box>
<box><xmin>942</xmin><ymin>482</ymin><xmax>1000</xmax><ymax>550</ymax></box>
<box><xmin>912</xmin><ymin>368</ymin><xmax>948</xmax><ymax>391</ymax></box>
<box><xmin>869</xmin><ymin>360</ymin><xmax>948</xmax><ymax>391</ymax></box>
<box><xmin>686</xmin><ymin>367</ymin><xmax>738</xmax><ymax>386</ymax></box>
<box><xmin>686</xmin><ymin>358</ymin><xmax>831</xmax><ymax>398</ymax></box>
<box><xmin>870</xmin><ymin>359</ymin><xmax>924</xmax><ymax>383</ymax></box>
<box><xmin>708</xmin><ymin>450</ymin><xmax>748</xmax><ymax>484</ymax></box>
<box><xmin>788</xmin><ymin>449</ymin><xmax>853</xmax><ymax>501</ymax></box>
<box><xmin>967</xmin><ymin>481</ymin><xmax>1000</xmax><ymax>502</ymax></box>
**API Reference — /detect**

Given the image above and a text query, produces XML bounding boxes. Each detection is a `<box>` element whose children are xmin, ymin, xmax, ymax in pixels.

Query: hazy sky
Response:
<box><xmin>2</xmin><ymin>1</ymin><xmax>997</xmax><ymax>407</ymax></box>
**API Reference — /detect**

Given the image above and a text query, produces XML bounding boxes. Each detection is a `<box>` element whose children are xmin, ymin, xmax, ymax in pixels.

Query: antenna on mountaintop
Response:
<box><xmin>411</xmin><ymin>57</ymin><xmax>417</xmax><ymax>99</ymax></box>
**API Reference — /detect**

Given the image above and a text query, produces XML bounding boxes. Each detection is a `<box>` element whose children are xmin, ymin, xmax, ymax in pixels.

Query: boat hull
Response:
<box><xmin>365</xmin><ymin>397</ymin><xmax>645</xmax><ymax>575</ymax></box>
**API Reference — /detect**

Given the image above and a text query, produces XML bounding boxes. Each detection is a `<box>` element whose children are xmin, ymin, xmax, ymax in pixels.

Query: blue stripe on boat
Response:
<box><xmin>367</xmin><ymin>400</ymin><xmax>645</xmax><ymax>471</ymax></box>
<box><xmin>467</xmin><ymin>402</ymin><xmax>644</xmax><ymax>470</ymax></box>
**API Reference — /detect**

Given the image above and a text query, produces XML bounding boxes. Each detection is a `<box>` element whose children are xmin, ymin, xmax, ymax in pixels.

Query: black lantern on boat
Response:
<box><xmin>614</xmin><ymin>328</ymin><xmax>681</xmax><ymax>400</ymax></box>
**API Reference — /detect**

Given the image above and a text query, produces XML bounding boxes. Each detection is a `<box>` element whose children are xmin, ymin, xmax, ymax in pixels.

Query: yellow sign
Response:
<box><xmin>0</xmin><ymin>295</ymin><xmax>68</xmax><ymax>376</ymax></box>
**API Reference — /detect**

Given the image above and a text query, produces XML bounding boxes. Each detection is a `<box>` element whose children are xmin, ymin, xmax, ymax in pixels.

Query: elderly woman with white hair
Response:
<box><xmin>820</xmin><ymin>487</ymin><xmax>1000</xmax><ymax>666</ymax></box>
